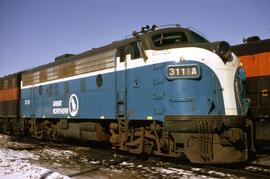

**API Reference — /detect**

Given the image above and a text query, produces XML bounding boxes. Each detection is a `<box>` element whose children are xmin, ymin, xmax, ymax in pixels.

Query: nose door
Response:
<box><xmin>115</xmin><ymin>46</ymin><xmax>130</xmax><ymax>145</ymax></box>
<box><xmin>30</xmin><ymin>87</ymin><xmax>36</xmax><ymax>117</ymax></box>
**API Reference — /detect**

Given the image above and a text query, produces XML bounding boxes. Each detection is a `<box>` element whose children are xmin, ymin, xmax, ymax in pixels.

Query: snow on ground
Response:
<box><xmin>253</xmin><ymin>154</ymin><xmax>270</xmax><ymax>165</ymax></box>
<box><xmin>0</xmin><ymin>148</ymin><xmax>70</xmax><ymax>179</ymax></box>
<box><xmin>0</xmin><ymin>135</ymin><xmax>70</xmax><ymax>179</ymax></box>
<box><xmin>0</xmin><ymin>133</ymin><xmax>235</xmax><ymax>179</ymax></box>
<box><xmin>1</xmin><ymin>133</ymin><xmax>270</xmax><ymax>179</ymax></box>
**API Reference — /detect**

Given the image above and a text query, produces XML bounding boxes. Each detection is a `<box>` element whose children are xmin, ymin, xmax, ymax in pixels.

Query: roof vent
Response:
<box><xmin>55</xmin><ymin>54</ymin><xmax>74</xmax><ymax>62</ymax></box>
<box><xmin>243</xmin><ymin>36</ymin><xmax>260</xmax><ymax>43</ymax></box>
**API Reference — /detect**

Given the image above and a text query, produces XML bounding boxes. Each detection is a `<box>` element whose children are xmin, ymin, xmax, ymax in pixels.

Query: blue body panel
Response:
<box><xmin>127</xmin><ymin>61</ymin><xmax>224</xmax><ymax>120</ymax></box>
<box><xmin>21</xmin><ymin>73</ymin><xmax>116</xmax><ymax>119</ymax></box>
<box><xmin>21</xmin><ymin>60</ymin><xmax>225</xmax><ymax>121</ymax></box>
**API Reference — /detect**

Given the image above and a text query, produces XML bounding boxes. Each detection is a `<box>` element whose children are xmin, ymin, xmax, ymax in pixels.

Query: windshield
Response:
<box><xmin>190</xmin><ymin>31</ymin><xmax>209</xmax><ymax>43</ymax></box>
<box><xmin>152</xmin><ymin>32</ymin><xmax>188</xmax><ymax>47</ymax></box>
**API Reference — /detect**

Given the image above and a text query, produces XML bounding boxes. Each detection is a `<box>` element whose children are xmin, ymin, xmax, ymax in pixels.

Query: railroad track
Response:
<box><xmin>201</xmin><ymin>164</ymin><xmax>270</xmax><ymax>178</ymax></box>
<box><xmin>4</xmin><ymin>135</ymin><xmax>270</xmax><ymax>178</ymax></box>
<box><xmin>158</xmin><ymin>162</ymin><xmax>270</xmax><ymax>178</ymax></box>
<box><xmin>36</xmin><ymin>157</ymin><xmax>270</xmax><ymax>179</ymax></box>
<box><xmin>154</xmin><ymin>155</ymin><xmax>270</xmax><ymax>178</ymax></box>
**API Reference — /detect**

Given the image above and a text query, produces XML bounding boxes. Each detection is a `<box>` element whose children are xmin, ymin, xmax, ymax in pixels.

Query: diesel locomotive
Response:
<box><xmin>0</xmin><ymin>25</ymin><xmax>250</xmax><ymax>164</ymax></box>
<box><xmin>232</xmin><ymin>37</ymin><xmax>270</xmax><ymax>149</ymax></box>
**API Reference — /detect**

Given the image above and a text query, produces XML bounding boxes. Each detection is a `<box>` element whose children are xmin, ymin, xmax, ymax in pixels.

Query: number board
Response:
<box><xmin>167</xmin><ymin>64</ymin><xmax>200</xmax><ymax>79</ymax></box>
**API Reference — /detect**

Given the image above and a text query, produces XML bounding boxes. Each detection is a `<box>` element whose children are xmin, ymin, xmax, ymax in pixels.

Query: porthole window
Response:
<box><xmin>96</xmin><ymin>74</ymin><xmax>103</xmax><ymax>87</ymax></box>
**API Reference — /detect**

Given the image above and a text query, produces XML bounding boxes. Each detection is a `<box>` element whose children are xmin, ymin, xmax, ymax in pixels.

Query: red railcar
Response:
<box><xmin>0</xmin><ymin>73</ymin><xmax>21</xmax><ymax>133</ymax></box>
<box><xmin>232</xmin><ymin>37</ymin><xmax>270</xmax><ymax>77</ymax></box>
<box><xmin>232</xmin><ymin>37</ymin><xmax>270</xmax><ymax>149</ymax></box>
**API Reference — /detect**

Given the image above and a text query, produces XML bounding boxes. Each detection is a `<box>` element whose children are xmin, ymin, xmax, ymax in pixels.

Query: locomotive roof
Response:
<box><xmin>0</xmin><ymin>72</ymin><xmax>22</xmax><ymax>80</ymax></box>
<box><xmin>22</xmin><ymin>27</ymin><xmax>197</xmax><ymax>74</ymax></box>
<box><xmin>232</xmin><ymin>38</ymin><xmax>270</xmax><ymax>56</ymax></box>
<box><xmin>22</xmin><ymin>37</ymin><xmax>133</xmax><ymax>74</ymax></box>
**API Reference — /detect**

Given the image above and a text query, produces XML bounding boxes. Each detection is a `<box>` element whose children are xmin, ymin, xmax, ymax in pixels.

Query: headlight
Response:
<box><xmin>216</xmin><ymin>41</ymin><xmax>232</xmax><ymax>62</ymax></box>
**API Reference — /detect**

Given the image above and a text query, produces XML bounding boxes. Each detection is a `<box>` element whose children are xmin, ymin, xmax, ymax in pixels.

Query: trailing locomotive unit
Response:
<box><xmin>0</xmin><ymin>73</ymin><xmax>21</xmax><ymax>133</ymax></box>
<box><xmin>18</xmin><ymin>25</ymin><xmax>249</xmax><ymax>164</ymax></box>
<box><xmin>232</xmin><ymin>37</ymin><xmax>270</xmax><ymax>149</ymax></box>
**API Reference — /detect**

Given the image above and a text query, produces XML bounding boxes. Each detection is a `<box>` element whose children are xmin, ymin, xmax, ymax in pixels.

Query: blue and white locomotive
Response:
<box><xmin>20</xmin><ymin>25</ymin><xmax>250</xmax><ymax>163</ymax></box>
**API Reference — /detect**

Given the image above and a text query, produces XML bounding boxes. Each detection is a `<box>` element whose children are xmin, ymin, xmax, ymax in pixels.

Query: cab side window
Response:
<box><xmin>130</xmin><ymin>42</ymin><xmax>141</xmax><ymax>60</ymax></box>
<box><xmin>117</xmin><ymin>47</ymin><xmax>126</xmax><ymax>63</ymax></box>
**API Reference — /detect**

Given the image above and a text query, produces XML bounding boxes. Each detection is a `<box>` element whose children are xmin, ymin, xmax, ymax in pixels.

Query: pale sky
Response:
<box><xmin>0</xmin><ymin>0</ymin><xmax>269</xmax><ymax>76</ymax></box>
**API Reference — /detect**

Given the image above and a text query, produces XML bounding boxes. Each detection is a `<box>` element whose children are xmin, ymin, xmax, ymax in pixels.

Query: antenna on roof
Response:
<box><xmin>157</xmin><ymin>24</ymin><xmax>181</xmax><ymax>29</ymax></box>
